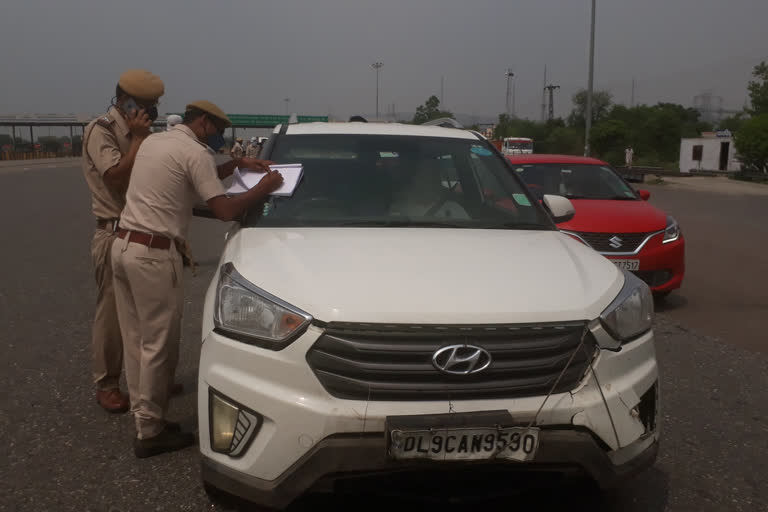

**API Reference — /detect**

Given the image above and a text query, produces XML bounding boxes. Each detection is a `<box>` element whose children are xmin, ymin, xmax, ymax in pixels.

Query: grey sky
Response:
<box><xmin>1</xmin><ymin>0</ymin><xmax>766</xmax><ymax>122</ymax></box>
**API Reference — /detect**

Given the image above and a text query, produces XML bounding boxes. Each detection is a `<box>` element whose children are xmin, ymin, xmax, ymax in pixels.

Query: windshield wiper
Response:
<box><xmin>478</xmin><ymin>222</ymin><xmax>548</xmax><ymax>230</ymax></box>
<box><xmin>338</xmin><ymin>220</ymin><xmax>470</xmax><ymax>228</ymax></box>
<box><xmin>565</xmin><ymin>194</ymin><xmax>635</xmax><ymax>200</ymax></box>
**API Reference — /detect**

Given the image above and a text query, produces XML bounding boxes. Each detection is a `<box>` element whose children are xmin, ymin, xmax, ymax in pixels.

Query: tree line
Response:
<box><xmin>410</xmin><ymin>60</ymin><xmax>768</xmax><ymax>172</ymax></box>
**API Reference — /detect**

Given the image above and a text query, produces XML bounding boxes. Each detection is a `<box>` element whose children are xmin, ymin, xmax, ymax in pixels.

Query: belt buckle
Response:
<box><xmin>111</xmin><ymin>220</ymin><xmax>119</xmax><ymax>234</ymax></box>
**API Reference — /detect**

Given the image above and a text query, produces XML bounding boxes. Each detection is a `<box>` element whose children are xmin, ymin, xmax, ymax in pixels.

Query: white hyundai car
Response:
<box><xmin>197</xmin><ymin>122</ymin><xmax>659</xmax><ymax>509</ymax></box>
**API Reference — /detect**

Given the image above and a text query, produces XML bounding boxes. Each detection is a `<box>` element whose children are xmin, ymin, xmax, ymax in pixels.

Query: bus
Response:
<box><xmin>502</xmin><ymin>137</ymin><xmax>534</xmax><ymax>155</ymax></box>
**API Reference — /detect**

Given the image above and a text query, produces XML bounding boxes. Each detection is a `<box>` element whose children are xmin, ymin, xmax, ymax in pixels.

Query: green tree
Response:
<box><xmin>568</xmin><ymin>89</ymin><xmax>613</xmax><ymax>127</ymax></box>
<box><xmin>590</xmin><ymin>120</ymin><xmax>628</xmax><ymax>158</ymax></box>
<box><xmin>718</xmin><ymin>113</ymin><xmax>747</xmax><ymax>133</ymax></box>
<box><xmin>541</xmin><ymin>126</ymin><xmax>583</xmax><ymax>155</ymax></box>
<box><xmin>412</xmin><ymin>96</ymin><xmax>454</xmax><ymax>124</ymax></box>
<box><xmin>748</xmin><ymin>61</ymin><xmax>768</xmax><ymax>115</ymax></box>
<box><xmin>734</xmin><ymin>114</ymin><xmax>768</xmax><ymax>172</ymax></box>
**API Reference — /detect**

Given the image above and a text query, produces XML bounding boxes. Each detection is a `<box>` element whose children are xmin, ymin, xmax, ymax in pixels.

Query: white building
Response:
<box><xmin>679</xmin><ymin>130</ymin><xmax>741</xmax><ymax>173</ymax></box>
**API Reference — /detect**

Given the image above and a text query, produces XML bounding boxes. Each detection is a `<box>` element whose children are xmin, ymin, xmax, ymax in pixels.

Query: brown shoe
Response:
<box><xmin>96</xmin><ymin>388</ymin><xmax>130</xmax><ymax>414</ymax></box>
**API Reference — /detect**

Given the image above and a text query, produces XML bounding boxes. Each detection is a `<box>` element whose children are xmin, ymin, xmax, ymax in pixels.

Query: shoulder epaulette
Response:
<box><xmin>95</xmin><ymin>115</ymin><xmax>113</xmax><ymax>128</ymax></box>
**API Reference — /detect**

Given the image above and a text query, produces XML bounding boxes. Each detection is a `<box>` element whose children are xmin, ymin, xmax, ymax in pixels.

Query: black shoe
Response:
<box><xmin>134</xmin><ymin>426</ymin><xmax>195</xmax><ymax>458</ymax></box>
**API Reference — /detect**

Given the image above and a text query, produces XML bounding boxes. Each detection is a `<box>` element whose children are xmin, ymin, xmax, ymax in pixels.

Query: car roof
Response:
<box><xmin>278</xmin><ymin>122</ymin><xmax>478</xmax><ymax>140</ymax></box>
<box><xmin>506</xmin><ymin>154</ymin><xmax>609</xmax><ymax>165</ymax></box>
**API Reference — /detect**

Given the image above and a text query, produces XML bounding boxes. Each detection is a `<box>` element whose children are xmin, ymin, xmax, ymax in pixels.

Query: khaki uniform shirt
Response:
<box><xmin>119</xmin><ymin>125</ymin><xmax>226</xmax><ymax>242</ymax></box>
<box><xmin>82</xmin><ymin>106</ymin><xmax>131</xmax><ymax>219</ymax></box>
<box><xmin>245</xmin><ymin>144</ymin><xmax>260</xmax><ymax>159</ymax></box>
<box><xmin>231</xmin><ymin>142</ymin><xmax>244</xmax><ymax>159</ymax></box>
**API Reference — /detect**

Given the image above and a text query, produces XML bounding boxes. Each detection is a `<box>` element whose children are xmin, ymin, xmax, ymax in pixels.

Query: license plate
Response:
<box><xmin>389</xmin><ymin>427</ymin><xmax>540</xmax><ymax>462</ymax></box>
<box><xmin>612</xmin><ymin>259</ymin><xmax>639</xmax><ymax>271</ymax></box>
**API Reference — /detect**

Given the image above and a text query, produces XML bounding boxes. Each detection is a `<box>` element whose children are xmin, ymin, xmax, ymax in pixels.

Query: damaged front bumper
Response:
<box><xmin>198</xmin><ymin>328</ymin><xmax>659</xmax><ymax>508</ymax></box>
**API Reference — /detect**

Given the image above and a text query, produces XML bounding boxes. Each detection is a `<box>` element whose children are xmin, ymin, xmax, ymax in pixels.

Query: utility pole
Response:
<box><xmin>372</xmin><ymin>62</ymin><xmax>383</xmax><ymax>119</ymax></box>
<box><xmin>544</xmin><ymin>84</ymin><xmax>561</xmax><ymax>121</ymax></box>
<box><xmin>631</xmin><ymin>77</ymin><xmax>636</xmax><ymax>107</ymax></box>
<box><xmin>541</xmin><ymin>66</ymin><xmax>548</xmax><ymax>122</ymax></box>
<box><xmin>283</xmin><ymin>98</ymin><xmax>290</xmax><ymax>115</ymax></box>
<box><xmin>505</xmin><ymin>69</ymin><xmax>514</xmax><ymax>116</ymax></box>
<box><xmin>512</xmin><ymin>80</ymin><xmax>517</xmax><ymax>118</ymax></box>
<box><xmin>584</xmin><ymin>0</ymin><xmax>597</xmax><ymax>156</ymax></box>
<box><xmin>441</xmin><ymin>76</ymin><xmax>445</xmax><ymax>106</ymax></box>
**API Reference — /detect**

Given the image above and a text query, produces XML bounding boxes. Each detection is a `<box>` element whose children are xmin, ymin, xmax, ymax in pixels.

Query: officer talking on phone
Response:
<box><xmin>82</xmin><ymin>69</ymin><xmax>166</xmax><ymax>414</ymax></box>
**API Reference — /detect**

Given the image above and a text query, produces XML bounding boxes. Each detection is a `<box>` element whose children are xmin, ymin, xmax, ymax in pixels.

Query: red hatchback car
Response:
<box><xmin>507</xmin><ymin>154</ymin><xmax>685</xmax><ymax>298</ymax></box>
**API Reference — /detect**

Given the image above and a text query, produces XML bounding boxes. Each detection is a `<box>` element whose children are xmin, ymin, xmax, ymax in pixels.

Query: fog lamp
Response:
<box><xmin>209</xmin><ymin>388</ymin><xmax>262</xmax><ymax>457</ymax></box>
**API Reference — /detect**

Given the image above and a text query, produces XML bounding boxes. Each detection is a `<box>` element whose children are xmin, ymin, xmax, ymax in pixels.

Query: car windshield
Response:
<box><xmin>513</xmin><ymin>163</ymin><xmax>638</xmax><ymax>200</ymax></box>
<box><xmin>506</xmin><ymin>140</ymin><xmax>533</xmax><ymax>150</ymax></box>
<box><xmin>244</xmin><ymin>134</ymin><xmax>553</xmax><ymax>230</ymax></box>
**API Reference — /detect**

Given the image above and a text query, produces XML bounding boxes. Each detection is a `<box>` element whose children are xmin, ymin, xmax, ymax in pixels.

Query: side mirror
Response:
<box><xmin>638</xmin><ymin>189</ymin><xmax>651</xmax><ymax>201</ymax></box>
<box><xmin>543</xmin><ymin>194</ymin><xmax>575</xmax><ymax>224</ymax></box>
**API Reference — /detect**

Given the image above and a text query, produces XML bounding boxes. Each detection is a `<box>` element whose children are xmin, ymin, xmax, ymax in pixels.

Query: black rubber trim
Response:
<box><xmin>213</xmin><ymin>324</ymin><xmax>310</xmax><ymax>351</ymax></box>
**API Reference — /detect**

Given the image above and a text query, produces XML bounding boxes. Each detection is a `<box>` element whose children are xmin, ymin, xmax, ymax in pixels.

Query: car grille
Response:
<box><xmin>306</xmin><ymin>322</ymin><xmax>595</xmax><ymax>401</ymax></box>
<box><xmin>570</xmin><ymin>231</ymin><xmax>657</xmax><ymax>253</ymax></box>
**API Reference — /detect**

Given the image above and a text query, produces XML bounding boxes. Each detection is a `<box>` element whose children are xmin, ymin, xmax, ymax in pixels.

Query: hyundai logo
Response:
<box><xmin>432</xmin><ymin>345</ymin><xmax>492</xmax><ymax>375</ymax></box>
<box><xmin>609</xmin><ymin>235</ymin><xmax>623</xmax><ymax>249</ymax></box>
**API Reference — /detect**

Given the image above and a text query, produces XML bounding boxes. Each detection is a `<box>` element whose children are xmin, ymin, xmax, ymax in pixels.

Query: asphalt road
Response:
<box><xmin>1</xmin><ymin>164</ymin><xmax>766</xmax><ymax>512</ymax></box>
<box><xmin>643</xmin><ymin>179</ymin><xmax>768</xmax><ymax>354</ymax></box>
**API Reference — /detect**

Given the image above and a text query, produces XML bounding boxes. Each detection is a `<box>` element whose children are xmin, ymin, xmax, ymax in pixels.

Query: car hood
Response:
<box><xmin>558</xmin><ymin>199</ymin><xmax>667</xmax><ymax>233</ymax></box>
<box><xmin>221</xmin><ymin>228</ymin><xmax>624</xmax><ymax>324</ymax></box>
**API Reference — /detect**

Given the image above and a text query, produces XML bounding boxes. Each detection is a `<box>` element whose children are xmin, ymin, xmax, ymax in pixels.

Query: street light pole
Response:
<box><xmin>283</xmin><ymin>98</ymin><xmax>290</xmax><ymax>116</ymax></box>
<box><xmin>505</xmin><ymin>69</ymin><xmax>514</xmax><ymax>116</ymax></box>
<box><xmin>584</xmin><ymin>0</ymin><xmax>596</xmax><ymax>156</ymax></box>
<box><xmin>372</xmin><ymin>62</ymin><xmax>383</xmax><ymax>119</ymax></box>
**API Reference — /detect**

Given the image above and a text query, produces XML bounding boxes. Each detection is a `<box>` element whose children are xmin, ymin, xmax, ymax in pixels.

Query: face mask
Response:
<box><xmin>207</xmin><ymin>132</ymin><xmax>226</xmax><ymax>152</ymax></box>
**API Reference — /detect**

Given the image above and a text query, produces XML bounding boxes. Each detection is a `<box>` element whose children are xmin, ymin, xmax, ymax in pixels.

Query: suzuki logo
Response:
<box><xmin>609</xmin><ymin>235</ymin><xmax>623</xmax><ymax>249</ymax></box>
<box><xmin>432</xmin><ymin>345</ymin><xmax>492</xmax><ymax>375</ymax></box>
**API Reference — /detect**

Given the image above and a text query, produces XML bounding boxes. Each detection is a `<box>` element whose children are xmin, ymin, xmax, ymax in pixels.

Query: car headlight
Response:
<box><xmin>214</xmin><ymin>262</ymin><xmax>312</xmax><ymax>350</ymax></box>
<box><xmin>599</xmin><ymin>270</ymin><xmax>654</xmax><ymax>343</ymax></box>
<box><xmin>662</xmin><ymin>216</ymin><xmax>680</xmax><ymax>244</ymax></box>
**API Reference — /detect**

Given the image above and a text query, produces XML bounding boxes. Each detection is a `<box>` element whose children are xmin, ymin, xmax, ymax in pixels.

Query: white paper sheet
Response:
<box><xmin>226</xmin><ymin>164</ymin><xmax>303</xmax><ymax>197</ymax></box>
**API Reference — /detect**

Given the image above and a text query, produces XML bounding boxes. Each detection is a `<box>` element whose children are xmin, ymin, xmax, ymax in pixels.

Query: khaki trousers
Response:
<box><xmin>90</xmin><ymin>228</ymin><xmax>123</xmax><ymax>390</ymax></box>
<box><xmin>111</xmin><ymin>236</ymin><xmax>184</xmax><ymax>439</ymax></box>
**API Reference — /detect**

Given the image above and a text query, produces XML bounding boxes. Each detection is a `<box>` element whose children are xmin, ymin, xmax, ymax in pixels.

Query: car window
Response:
<box><xmin>515</xmin><ymin>163</ymin><xmax>637</xmax><ymax>200</ymax></box>
<box><xmin>244</xmin><ymin>135</ymin><xmax>553</xmax><ymax>230</ymax></box>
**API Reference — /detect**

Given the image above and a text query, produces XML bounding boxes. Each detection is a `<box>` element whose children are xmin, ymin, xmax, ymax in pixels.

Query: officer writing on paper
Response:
<box><xmin>111</xmin><ymin>100</ymin><xmax>282</xmax><ymax>457</ymax></box>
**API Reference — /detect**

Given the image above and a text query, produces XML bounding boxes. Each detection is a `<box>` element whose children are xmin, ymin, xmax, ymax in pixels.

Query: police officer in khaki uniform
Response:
<box><xmin>82</xmin><ymin>69</ymin><xmax>164</xmax><ymax>413</ymax></box>
<box><xmin>245</xmin><ymin>136</ymin><xmax>260</xmax><ymax>158</ymax></box>
<box><xmin>230</xmin><ymin>137</ymin><xmax>244</xmax><ymax>158</ymax></box>
<box><xmin>111</xmin><ymin>100</ymin><xmax>282</xmax><ymax>457</ymax></box>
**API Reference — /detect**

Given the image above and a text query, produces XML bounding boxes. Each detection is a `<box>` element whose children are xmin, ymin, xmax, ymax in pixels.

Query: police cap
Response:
<box><xmin>186</xmin><ymin>100</ymin><xmax>232</xmax><ymax>128</ymax></box>
<box><xmin>118</xmin><ymin>69</ymin><xmax>165</xmax><ymax>101</ymax></box>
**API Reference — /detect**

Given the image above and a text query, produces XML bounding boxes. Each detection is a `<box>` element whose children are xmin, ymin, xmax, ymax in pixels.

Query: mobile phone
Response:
<box><xmin>122</xmin><ymin>97</ymin><xmax>139</xmax><ymax>116</ymax></box>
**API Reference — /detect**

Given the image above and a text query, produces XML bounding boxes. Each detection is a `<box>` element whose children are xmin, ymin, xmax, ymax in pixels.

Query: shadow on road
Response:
<box><xmin>211</xmin><ymin>467</ymin><xmax>670</xmax><ymax>512</ymax></box>
<box><xmin>655</xmin><ymin>292</ymin><xmax>688</xmax><ymax>313</ymax></box>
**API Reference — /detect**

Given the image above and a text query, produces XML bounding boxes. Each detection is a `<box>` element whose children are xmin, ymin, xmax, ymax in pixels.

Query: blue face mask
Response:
<box><xmin>206</xmin><ymin>133</ymin><xmax>226</xmax><ymax>153</ymax></box>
